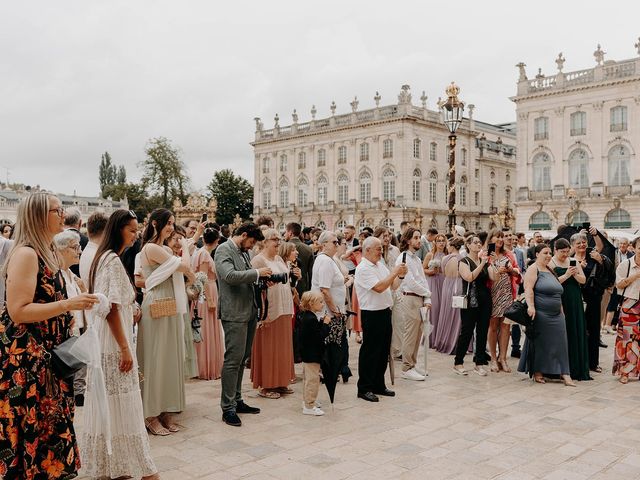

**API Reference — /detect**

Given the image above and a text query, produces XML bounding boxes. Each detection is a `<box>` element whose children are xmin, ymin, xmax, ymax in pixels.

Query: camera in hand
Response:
<box><xmin>267</xmin><ymin>272</ymin><xmax>288</xmax><ymax>284</ymax></box>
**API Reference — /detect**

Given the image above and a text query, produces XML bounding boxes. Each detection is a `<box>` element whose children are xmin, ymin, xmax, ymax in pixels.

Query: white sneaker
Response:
<box><xmin>474</xmin><ymin>366</ymin><xmax>488</xmax><ymax>376</ymax></box>
<box><xmin>401</xmin><ymin>368</ymin><xmax>426</xmax><ymax>381</ymax></box>
<box><xmin>302</xmin><ymin>406</ymin><xmax>325</xmax><ymax>416</ymax></box>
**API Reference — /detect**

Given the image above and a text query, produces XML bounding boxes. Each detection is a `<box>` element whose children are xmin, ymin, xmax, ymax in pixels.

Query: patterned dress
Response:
<box><xmin>0</xmin><ymin>254</ymin><xmax>80</xmax><ymax>479</ymax></box>
<box><xmin>613</xmin><ymin>298</ymin><xmax>640</xmax><ymax>378</ymax></box>
<box><xmin>490</xmin><ymin>256</ymin><xmax>514</xmax><ymax>318</ymax></box>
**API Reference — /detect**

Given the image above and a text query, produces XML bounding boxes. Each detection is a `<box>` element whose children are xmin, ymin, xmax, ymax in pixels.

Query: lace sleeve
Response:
<box><xmin>94</xmin><ymin>254</ymin><xmax>126</xmax><ymax>305</ymax></box>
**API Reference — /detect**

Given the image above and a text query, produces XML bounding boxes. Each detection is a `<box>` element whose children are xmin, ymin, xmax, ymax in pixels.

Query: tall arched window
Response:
<box><xmin>382</xmin><ymin>168</ymin><xmax>396</xmax><ymax>201</ymax></box>
<box><xmin>532</xmin><ymin>152</ymin><xmax>551</xmax><ymax>191</ymax></box>
<box><xmin>335</xmin><ymin>220</ymin><xmax>347</xmax><ymax>231</ymax></box>
<box><xmin>412</xmin><ymin>168</ymin><xmax>421</xmax><ymax>202</ymax></box>
<box><xmin>568</xmin><ymin>149</ymin><xmax>589</xmax><ymax>188</ymax></box>
<box><xmin>429</xmin><ymin>171</ymin><xmax>437</xmax><ymax>204</ymax></box>
<box><xmin>608</xmin><ymin>145</ymin><xmax>630</xmax><ymax>186</ymax></box>
<box><xmin>359</xmin><ymin>171</ymin><xmax>371</xmax><ymax>203</ymax></box>
<box><xmin>459</xmin><ymin>176</ymin><xmax>467</xmax><ymax>206</ymax></box>
<box><xmin>461</xmin><ymin>147</ymin><xmax>467</xmax><ymax>166</ymax></box>
<box><xmin>337</xmin><ymin>173</ymin><xmax>349</xmax><ymax>205</ymax></box>
<box><xmin>297</xmin><ymin>176</ymin><xmax>308</xmax><ymax>207</ymax></box>
<box><xmin>262</xmin><ymin>180</ymin><xmax>272</xmax><ymax>209</ymax></box>
<box><xmin>381</xmin><ymin>218</ymin><xmax>395</xmax><ymax>232</ymax></box>
<box><xmin>317</xmin><ymin>175</ymin><xmax>328</xmax><ymax>206</ymax></box>
<box><xmin>529</xmin><ymin>211</ymin><xmax>551</xmax><ymax>230</ymax></box>
<box><xmin>279</xmin><ymin>178</ymin><xmax>289</xmax><ymax>208</ymax></box>
<box><xmin>604</xmin><ymin>208</ymin><xmax>631</xmax><ymax>228</ymax></box>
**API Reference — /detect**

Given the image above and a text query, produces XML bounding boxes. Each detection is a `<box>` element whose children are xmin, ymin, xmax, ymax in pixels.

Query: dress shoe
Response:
<box><xmin>341</xmin><ymin>370</ymin><xmax>353</xmax><ymax>383</ymax></box>
<box><xmin>222</xmin><ymin>411</ymin><xmax>242</xmax><ymax>427</ymax></box>
<box><xmin>374</xmin><ymin>388</ymin><xmax>395</xmax><ymax>397</ymax></box>
<box><xmin>510</xmin><ymin>349</ymin><xmax>521</xmax><ymax>358</ymax></box>
<box><xmin>236</xmin><ymin>401</ymin><xmax>260</xmax><ymax>414</ymax></box>
<box><xmin>357</xmin><ymin>391</ymin><xmax>379</xmax><ymax>402</ymax></box>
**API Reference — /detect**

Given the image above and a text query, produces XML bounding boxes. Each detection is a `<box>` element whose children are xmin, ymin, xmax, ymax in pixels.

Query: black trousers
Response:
<box><xmin>584</xmin><ymin>295</ymin><xmax>602</xmax><ymax>369</ymax></box>
<box><xmin>511</xmin><ymin>325</ymin><xmax>521</xmax><ymax>351</ymax></box>
<box><xmin>357</xmin><ymin>308</ymin><xmax>392</xmax><ymax>394</ymax></box>
<box><xmin>454</xmin><ymin>296</ymin><xmax>491</xmax><ymax>366</ymax></box>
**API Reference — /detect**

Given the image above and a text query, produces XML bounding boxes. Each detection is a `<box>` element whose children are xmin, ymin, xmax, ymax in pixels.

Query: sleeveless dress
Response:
<box><xmin>518</xmin><ymin>271</ymin><xmax>570</xmax><ymax>375</ymax></box>
<box><xmin>191</xmin><ymin>248</ymin><xmax>224</xmax><ymax>380</ymax></box>
<box><xmin>80</xmin><ymin>253</ymin><xmax>156</xmax><ymax>478</ymax></box>
<box><xmin>137</xmin><ymin>263</ymin><xmax>186</xmax><ymax>418</ymax></box>
<box><xmin>427</xmin><ymin>252</ymin><xmax>445</xmax><ymax>344</ymax></box>
<box><xmin>433</xmin><ymin>254</ymin><xmax>462</xmax><ymax>354</ymax></box>
<box><xmin>490</xmin><ymin>255</ymin><xmax>514</xmax><ymax>318</ymax></box>
<box><xmin>0</xmin><ymin>255</ymin><xmax>80</xmax><ymax>479</ymax></box>
<box><xmin>554</xmin><ymin>266</ymin><xmax>590</xmax><ymax>381</ymax></box>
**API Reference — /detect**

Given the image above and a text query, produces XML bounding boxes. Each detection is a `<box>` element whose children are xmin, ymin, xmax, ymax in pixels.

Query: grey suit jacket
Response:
<box><xmin>214</xmin><ymin>239</ymin><xmax>259</xmax><ymax>323</ymax></box>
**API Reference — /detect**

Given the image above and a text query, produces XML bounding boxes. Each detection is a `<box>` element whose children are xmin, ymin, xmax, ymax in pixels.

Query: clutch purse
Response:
<box><xmin>150</xmin><ymin>297</ymin><xmax>178</xmax><ymax>319</ymax></box>
<box><xmin>51</xmin><ymin>336</ymin><xmax>85</xmax><ymax>379</ymax></box>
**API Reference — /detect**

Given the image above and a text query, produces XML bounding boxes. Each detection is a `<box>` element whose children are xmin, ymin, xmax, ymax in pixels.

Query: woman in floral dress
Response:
<box><xmin>0</xmin><ymin>193</ymin><xmax>98</xmax><ymax>479</ymax></box>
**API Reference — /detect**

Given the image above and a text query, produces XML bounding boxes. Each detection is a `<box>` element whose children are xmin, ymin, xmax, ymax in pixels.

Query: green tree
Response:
<box><xmin>102</xmin><ymin>182</ymin><xmax>163</xmax><ymax>219</ymax></box>
<box><xmin>207</xmin><ymin>169</ymin><xmax>253</xmax><ymax>225</ymax></box>
<box><xmin>99</xmin><ymin>152</ymin><xmax>117</xmax><ymax>195</ymax></box>
<box><xmin>116</xmin><ymin>165</ymin><xmax>127</xmax><ymax>185</ymax></box>
<box><xmin>139</xmin><ymin>137</ymin><xmax>190</xmax><ymax>209</ymax></box>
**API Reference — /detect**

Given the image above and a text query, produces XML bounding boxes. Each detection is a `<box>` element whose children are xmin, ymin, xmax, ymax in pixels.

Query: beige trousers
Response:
<box><xmin>303</xmin><ymin>362</ymin><xmax>321</xmax><ymax>408</ymax></box>
<box><xmin>399</xmin><ymin>295</ymin><xmax>424</xmax><ymax>372</ymax></box>
<box><xmin>390</xmin><ymin>294</ymin><xmax>404</xmax><ymax>358</ymax></box>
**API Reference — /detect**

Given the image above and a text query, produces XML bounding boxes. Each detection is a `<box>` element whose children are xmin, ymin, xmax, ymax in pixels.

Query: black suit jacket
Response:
<box><xmin>290</xmin><ymin>237</ymin><xmax>314</xmax><ymax>295</ymax></box>
<box><xmin>67</xmin><ymin>228</ymin><xmax>89</xmax><ymax>276</ymax></box>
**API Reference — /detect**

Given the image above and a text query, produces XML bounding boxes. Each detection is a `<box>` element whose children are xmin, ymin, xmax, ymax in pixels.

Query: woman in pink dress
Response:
<box><xmin>191</xmin><ymin>227</ymin><xmax>225</xmax><ymax>380</ymax></box>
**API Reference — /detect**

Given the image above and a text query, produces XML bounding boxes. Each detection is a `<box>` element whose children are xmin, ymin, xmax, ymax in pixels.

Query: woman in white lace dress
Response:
<box><xmin>82</xmin><ymin>210</ymin><xmax>159</xmax><ymax>479</ymax></box>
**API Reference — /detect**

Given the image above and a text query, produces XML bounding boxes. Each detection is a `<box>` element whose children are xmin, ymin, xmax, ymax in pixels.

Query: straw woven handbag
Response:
<box><xmin>149</xmin><ymin>297</ymin><xmax>178</xmax><ymax>319</ymax></box>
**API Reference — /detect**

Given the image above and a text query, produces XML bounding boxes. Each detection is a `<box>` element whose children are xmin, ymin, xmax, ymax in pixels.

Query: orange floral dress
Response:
<box><xmin>0</xmin><ymin>256</ymin><xmax>79</xmax><ymax>479</ymax></box>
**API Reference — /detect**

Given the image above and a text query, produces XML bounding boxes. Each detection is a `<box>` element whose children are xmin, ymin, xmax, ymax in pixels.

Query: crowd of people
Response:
<box><xmin>0</xmin><ymin>197</ymin><xmax>639</xmax><ymax>479</ymax></box>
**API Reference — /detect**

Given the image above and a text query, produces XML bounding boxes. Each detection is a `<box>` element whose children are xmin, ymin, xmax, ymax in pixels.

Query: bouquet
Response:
<box><xmin>428</xmin><ymin>259</ymin><xmax>441</xmax><ymax>270</ymax></box>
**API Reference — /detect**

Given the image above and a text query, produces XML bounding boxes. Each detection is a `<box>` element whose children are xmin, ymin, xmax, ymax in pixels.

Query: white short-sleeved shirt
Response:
<box><xmin>617</xmin><ymin>258</ymin><xmax>640</xmax><ymax>300</ymax></box>
<box><xmin>312</xmin><ymin>253</ymin><xmax>346</xmax><ymax>314</ymax></box>
<box><xmin>79</xmin><ymin>241</ymin><xmax>99</xmax><ymax>283</ymax></box>
<box><xmin>355</xmin><ymin>258</ymin><xmax>393</xmax><ymax>311</ymax></box>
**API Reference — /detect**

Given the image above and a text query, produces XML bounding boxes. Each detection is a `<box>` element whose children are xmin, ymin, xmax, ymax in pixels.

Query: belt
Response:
<box><xmin>402</xmin><ymin>292</ymin><xmax>423</xmax><ymax>298</ymax></box>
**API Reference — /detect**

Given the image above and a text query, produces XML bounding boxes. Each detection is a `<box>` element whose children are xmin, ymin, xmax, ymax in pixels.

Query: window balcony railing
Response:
<box><xmin>570</xmin><ymin>128</ymin><xmax>586</xmax><ymax>136</ymax></box>
<box><xmin>534</xmin><ymin>132</ymin><xmax>548</xmax><ymax>141</ymax></box>
<box><xmin>530</xmin><ymin>190</ymin><xmax>552</xmax><ymax>200</ymax></box>
<box><xmin>606</xmin><ymin>185</ymin><xmax>631</xmax><ymax>196</ymax></box>
<box><xmin>610</xmin><ymin>123</ymin><xmax>627</xmax><ymax>132</ymax></box>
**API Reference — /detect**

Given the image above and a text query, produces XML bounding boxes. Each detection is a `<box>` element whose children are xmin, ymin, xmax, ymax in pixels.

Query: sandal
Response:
<box><xmin>145</xmin><ymin>418</ymin><xmax>171</xmax><ymax>436</ymax></box>
<box><xmin>591</xmin><ymin>366</ymin><xmax>603</xmax><ymax>373</ymax></box>
<box><xmin>258</xmin><ymin>389</ymin><xmax>281</xmax><ymax>399</ymax></box>
<box><xmin>490</xmin><ymin>361</ymin><xmax>499</xmax><ymax>373</ymax></box>
<box><xmin>562</xmin><ymin>375</ymin><xmax>577</xmax><ymax>387</ymax></box>
<box><xmin>533</xmin><ymin>374</ymin><xmax>546</xmax><ymax>384</ymax></box>
<box><xmin>498</xmin><ymin>360</ymin><xmax>512</xmax><ymax>373</ymax></box>
<box><xmin>619</xmin><ymin>375</ymin><xmax>629</xmax><ymax>384</ymax></box>
<box><xmin>355</xmin><ymin>334</ymin><xmax>362</xmax><ymax>344</ymax></box>
<box><xmin>275</xmin><ymin>387</ymin><xmax>294</xmax><ymax>395</ymax></box>
<box><xmin>159</xmin><ymin>413</ymin><xmax>180</xmax><ymax>432</ymax></box>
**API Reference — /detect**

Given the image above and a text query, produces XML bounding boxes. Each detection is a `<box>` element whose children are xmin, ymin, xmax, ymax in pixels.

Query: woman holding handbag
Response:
<box><xmin>83</xmin><ymin>209</ymin><xmax>159</xmax><ymax>479</ymax></box>
<box><xmin>138</xmin><ymin>208</ymin><xmax>194</xmax><ymax>435</ymax></box>
<box><xmin>453</xmin><ymin>235</ymin><xmax>491</xmax><ymax>376</ymax></box>
<box><xmin>613</xmin><ymin>236</ymin><xmax>640</xmax><ymax>384</ymax></box>
<box><xmin>0</xmin><ymin>193</ymin><xmax>98</xmax><ymax>479</ymax></box>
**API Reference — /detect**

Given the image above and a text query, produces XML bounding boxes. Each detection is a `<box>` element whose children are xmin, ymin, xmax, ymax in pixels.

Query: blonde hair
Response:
<box><xmin>278</xmin><ymin>241</ymin><xmax>297</xmax><ymax>261</ymax></box>
<box><xmin>256</xmin><ymin>228</ymin><xmax>280</xmax><ymax>251</ymax></box>
<box><xmin>300</xmin><ymin>290</ymin><xmax>323</xmax><ymax>311</ymax></box>
<box><xmin>4</xmin><ymin>193</ymin><xmax>61</xmax><ymax>275</ymax></box>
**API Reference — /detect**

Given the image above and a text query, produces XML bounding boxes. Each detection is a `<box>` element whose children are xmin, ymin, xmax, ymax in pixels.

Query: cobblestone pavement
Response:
<box><xmin>75</xmin><ymin>332</ymin><xmax>640</xmax><ymax>479</ymax></box>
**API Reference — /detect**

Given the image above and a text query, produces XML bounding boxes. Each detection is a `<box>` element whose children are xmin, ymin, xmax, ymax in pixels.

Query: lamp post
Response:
<box><xmin>439</xmin><ymin>82</ymin><xmax>465</xmax><ymax>234</ymax></box>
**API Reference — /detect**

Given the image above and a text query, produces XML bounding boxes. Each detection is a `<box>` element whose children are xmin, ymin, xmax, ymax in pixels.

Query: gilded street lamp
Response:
<box><xmin>439</xmin><ymin>83</ymin><xmax>465</xmax><ymax>234</ymax></box>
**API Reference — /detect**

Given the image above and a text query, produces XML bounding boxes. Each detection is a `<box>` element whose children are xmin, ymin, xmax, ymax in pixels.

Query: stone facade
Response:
<box><xmin>512</xmin><ymin>41</ymin><xmax>640</xmax><ymax>233</ymax></box>
<box><xmin>251</xmin><ymin>85</ymin><xmax>516</xmax><ymax>233</ymax></box>
<box><xmin>0</xmin><ymin>188</ymin><xmax>129</xmax><ymax>224</ymax></box>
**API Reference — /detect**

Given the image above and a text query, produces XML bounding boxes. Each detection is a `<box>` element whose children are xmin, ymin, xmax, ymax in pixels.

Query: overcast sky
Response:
<box><xmin>1</xmin><ymin>1</ymin><xmax>638</xmax><ymax>197</ymax></box>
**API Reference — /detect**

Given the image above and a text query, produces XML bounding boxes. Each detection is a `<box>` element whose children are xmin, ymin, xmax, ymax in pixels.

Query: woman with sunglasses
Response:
<box><xmin>83</xmin><ymin>209</ymin><xmax>159</xmax><ymax>479</ymax></box>
<box><xmin>0</xmin><ymin>194</ymin><xmax>99</xmax><ymax>479</ymax></box>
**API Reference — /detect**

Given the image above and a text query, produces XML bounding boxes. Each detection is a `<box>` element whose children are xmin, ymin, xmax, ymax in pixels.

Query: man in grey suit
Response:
<box><xmin>214</xmin><ymin>223</ymin><xmax>272</xmax><ymax>427</ymax></box>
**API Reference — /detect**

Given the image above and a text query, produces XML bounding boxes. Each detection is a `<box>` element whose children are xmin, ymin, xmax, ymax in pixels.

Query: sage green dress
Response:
<box><xmin>137</xmin><ymin>264</ymin><xmax>186</xmax><ymax>417</ymax></box>
<box><xmin>554</xmin><ymin>266</ymin><xmax>591</xmax><ymax>381</ymax></box>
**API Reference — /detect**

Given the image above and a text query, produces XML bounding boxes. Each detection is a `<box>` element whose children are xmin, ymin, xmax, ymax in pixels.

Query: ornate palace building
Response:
<box><xmin>251</xmin><ymin>85</ymin><xmax>516</xmax><ymax>233</ymax></box>
<box><xmin>513</xmin><ymin>40</ymin><xmax>640</xmax><ymax>233</ymax></box>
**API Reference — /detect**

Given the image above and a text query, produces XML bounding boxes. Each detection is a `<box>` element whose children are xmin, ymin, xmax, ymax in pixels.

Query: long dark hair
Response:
<box><xmin>88</xmin><ymin>209</ymin><xmax>138</xmax><ymax>293</ymax></box>
<box><xmin>142</xmin><ymin>208</ymin><xmax>173</xmax><ymax>246</ymax></box>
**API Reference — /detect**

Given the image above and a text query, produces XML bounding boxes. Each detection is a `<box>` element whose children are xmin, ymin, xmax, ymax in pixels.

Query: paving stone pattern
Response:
<box><xmin>75</xmin><ymin>333</ymin><xmax>640</xmax><ymax>479</ymax></box>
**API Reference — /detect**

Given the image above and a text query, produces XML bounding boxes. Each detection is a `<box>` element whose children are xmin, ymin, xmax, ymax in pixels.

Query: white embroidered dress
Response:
<box><xmin>79</xmin><ymin>252</ymin><xmax>156</xmax><ymax>478</ymax></box>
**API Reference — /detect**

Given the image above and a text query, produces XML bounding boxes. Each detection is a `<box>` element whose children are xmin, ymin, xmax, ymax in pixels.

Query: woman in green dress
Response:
<box><xmin>550</xmin><ymin>238</ymin><xmax>591</xmax><ymax>381</ymax></box>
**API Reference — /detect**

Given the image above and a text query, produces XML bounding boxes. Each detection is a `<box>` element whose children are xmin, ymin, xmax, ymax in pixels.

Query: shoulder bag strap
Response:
<box><xmin>621</xmin><ymin>260</ymin><xmax>632</xmax><ymax>298</ymax></box>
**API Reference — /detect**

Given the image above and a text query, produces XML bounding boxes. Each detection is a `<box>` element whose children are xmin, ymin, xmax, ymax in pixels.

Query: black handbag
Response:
<box><xmin>51</xmin><ymin>335</ymin><xmax>85</xmax><ymax>379</ymax></box>
<box><xmin>504</xmin><ymin>299</ymin><xmax>533</xmax><ymax>328</ymax></box>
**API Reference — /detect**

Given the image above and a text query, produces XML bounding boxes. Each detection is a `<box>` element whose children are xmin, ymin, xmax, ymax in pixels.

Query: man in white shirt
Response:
<box><xmin>396</xmin><ymin>228</ymin><xmax>431</xmax><ymax>381</ymax></box>
<box><xmin>79</xmin><ymin>211</ymin><xmax>109</xmax><ymax>283</ymax></box>
<box><xmin>355</xmin><ymin>237</ymin><xmax>407</xmax><ymax>402</ymax></box>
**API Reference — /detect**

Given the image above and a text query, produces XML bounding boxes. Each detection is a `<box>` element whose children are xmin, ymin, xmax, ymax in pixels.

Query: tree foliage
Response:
<box><xmin>139</xmin><ymin>137</ymin><xmax>190</xmax><ymax>209</ymax></box>
<box><xmin>102</xmin><ymin>182</ymin><xmax>163</xmax><ymax>219</ymax></box>
<box><xmin>116</xmin><ymin>165</ymin><xmax>127</xmax><ymax>185</ymax></box>
<box><xmin>207</xmin><ymin>169</ymin><xmax>253</xmax><ymax>225</ymax></box>
<box><xmin>99</xmin><ymin>152</ymin><xmax>117</xmax><ymax>195</ymax></box>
